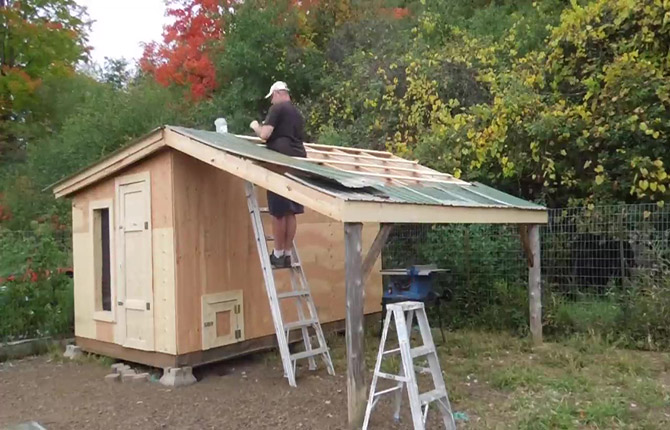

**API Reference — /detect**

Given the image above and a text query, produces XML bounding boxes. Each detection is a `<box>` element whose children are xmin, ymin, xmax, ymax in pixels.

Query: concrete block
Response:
<box><xmin>63</xmin><ymin>344</ymin><xmax>83</xmax><ymax>360</ymax></box>
<box><xmin>111</xmin><ymin>363</ymin><xmax>126</xmax><ymax>373</ymax></box>
<box><xmin>105</xmin><ymin>373</ymin><xmax>121</xmax><ymax>383</ymax></box>
<box><xmin>121</xmin><ymin>370</ymin><xmax>137</xmax><ymax>382</ymax></box>
<box><xmin>132</xmin><ymin>373</ymin><xmax>149</xmax><ymax>383</ymax></box>
<box><xmin>159</xmin><ymin>366</ymin><xmax>197</xmax><ymax>387</ymax></box>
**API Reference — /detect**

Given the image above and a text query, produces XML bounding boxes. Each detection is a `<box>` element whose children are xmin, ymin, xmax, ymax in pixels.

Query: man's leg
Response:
<box><xmin>272</xmin><ymin>215</ymin><xmax>287</xmax><ymax>253</ymax></box>
<box><xmin>284</xmin><ymin>213</ymin><xmax>297</xmax><ymax>254</ymax></box>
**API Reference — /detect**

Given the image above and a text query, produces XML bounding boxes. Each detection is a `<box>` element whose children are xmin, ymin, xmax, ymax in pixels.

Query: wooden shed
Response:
<box><xmin>52</xmin><ymin>125</ymin><xmax>547</xmax><ymax>423</ymax></box>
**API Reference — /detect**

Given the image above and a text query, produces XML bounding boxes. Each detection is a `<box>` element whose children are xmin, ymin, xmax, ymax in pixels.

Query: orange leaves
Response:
<box><xmin>140</xmin><ymin>0</ymin><xmax>227</xmax><ymax>100</ymax></box>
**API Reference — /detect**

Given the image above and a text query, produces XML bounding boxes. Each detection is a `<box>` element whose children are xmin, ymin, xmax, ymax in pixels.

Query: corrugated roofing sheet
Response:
<box><xmin>170</xmin><ymin>126</ymin><xmax>544</xmax><ymax>211</ymax></box>
<box><xmin>170</xmin><ymin>126</ymin><xmax>382</xmax><ymax>189</ymax></box>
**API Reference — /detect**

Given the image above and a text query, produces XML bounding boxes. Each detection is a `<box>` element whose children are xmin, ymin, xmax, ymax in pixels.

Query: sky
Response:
<box><xmin>77</xmin><ymin>0</ymin><xmax>170</xmax><ymax>65</ymax></box>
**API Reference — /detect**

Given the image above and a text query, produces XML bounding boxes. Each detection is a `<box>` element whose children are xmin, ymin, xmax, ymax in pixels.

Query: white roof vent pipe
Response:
<box><xmin>214</xmin><ymin>117</ymin><xmax>228</xmax><ymax>134</ymax></box>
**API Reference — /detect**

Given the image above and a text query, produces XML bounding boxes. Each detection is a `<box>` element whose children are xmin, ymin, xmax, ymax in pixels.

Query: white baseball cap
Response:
<box><xmin>265</xmin><ymin>81</ymin><xmax>289</xmax><ymax>98</ymax></box>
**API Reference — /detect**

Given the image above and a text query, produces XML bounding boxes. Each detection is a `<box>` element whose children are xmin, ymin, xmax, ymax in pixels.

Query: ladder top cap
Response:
<box><xmin>386</xmin><ymin>301</ymin><xmax>425</xmax><ymax>311</ymax></box>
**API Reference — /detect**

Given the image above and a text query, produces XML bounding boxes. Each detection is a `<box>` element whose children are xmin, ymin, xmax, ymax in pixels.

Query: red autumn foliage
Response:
<box><xmin>141</xmin><ymin>0</ymin><xmax>228</xmax><ymax>100</ymax></box>
<box><xmin>379</xmin><ymin>7</ymin><xmax>411</xmax><ymax>20</ymax></box>
<box><xmin>0</xmin><ymin>266</ymin><xmax>72</xmax><ymax>285</ymax></box>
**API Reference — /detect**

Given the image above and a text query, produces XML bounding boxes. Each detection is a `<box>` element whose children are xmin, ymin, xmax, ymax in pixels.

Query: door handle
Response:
<box><xmin>118</xmin><ymin>301</ymin><xmax>123</xmax><ymax>306</ymax></box>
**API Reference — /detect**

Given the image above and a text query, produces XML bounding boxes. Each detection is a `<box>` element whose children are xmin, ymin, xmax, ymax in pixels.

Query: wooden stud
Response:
<box><xmin>528</xmin><ymin>224</ymin><xmax>542</xmax><ymax>346</ymax></box>
<box><xmin>302</xmin><ymin>158</ymin><xmax>454</xmax><ymax>177</ymax></box>
<box><xmin>345</xmin><ymin>222</ymin><xmax>366</xmax><ymax>428</ymax></box>
<box><xmin>361</xmin><ymin>224</ymin><xmax>393</xmax><ymax>284</ymax></box>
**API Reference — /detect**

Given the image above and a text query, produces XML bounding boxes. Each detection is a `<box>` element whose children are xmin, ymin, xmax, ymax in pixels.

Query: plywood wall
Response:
<box><xmin>172</xmin><ymin>152</ymin><xmax>383</xmax><ymax>355</ymax></box>
<box><xmin>71</xmin><ymin>150</ymin><xmax>177</xmax><ymax>354</ymax></box>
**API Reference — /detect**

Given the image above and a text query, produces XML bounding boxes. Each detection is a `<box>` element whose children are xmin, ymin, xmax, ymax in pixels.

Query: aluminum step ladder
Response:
<box><xmin>363</xmin><ymin>301</ymin><xmax>456</xmax><ymax>430</ymax></box>
<box><xmin>244</xmin><ymin>181</ymin><xmax>335</xmax><ymax>387</ymax></box>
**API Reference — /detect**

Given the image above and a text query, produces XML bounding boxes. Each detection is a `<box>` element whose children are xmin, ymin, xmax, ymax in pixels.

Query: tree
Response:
<box><xmin>0</xmin><ymin>0</ymin><xmax>88</xmax><ymax>162</ymax></box>
<box><xmin>141</xmin><ymin>0</ymin><xmax>226</xmax><ymax>100</ymax></box>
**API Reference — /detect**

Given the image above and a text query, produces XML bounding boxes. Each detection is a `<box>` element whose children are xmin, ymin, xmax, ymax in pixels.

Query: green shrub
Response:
<box><xmin>0</xmin><ymin>225</ymin><xmax>73</xmax><ymax>342</ymax></box>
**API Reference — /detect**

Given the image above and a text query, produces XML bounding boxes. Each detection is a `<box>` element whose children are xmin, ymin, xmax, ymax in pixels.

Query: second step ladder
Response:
<box><xmin>245</xmin><ymin>181</ymin><xmax>335</xmax><ymax>387</ymax></box>
<box><xmin>363</xmin><ymin>301</ymin><xmax>456</xmax><ymax>429</ymax></box>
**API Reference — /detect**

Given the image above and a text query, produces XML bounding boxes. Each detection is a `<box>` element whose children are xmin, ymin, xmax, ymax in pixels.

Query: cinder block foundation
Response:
<box><xmin>159</xmin><ymin>366</ymin><xmax>197</xmax><ymax>387</ymax></box>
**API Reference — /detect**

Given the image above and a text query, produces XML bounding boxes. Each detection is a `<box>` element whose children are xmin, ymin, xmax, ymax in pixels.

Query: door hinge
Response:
<box><xmin>235</xmin><ymin>329</ymin><xmax>241</xmax><ymax>339</ymax></box>
<box><xmin>146</xmin><ymin>302</ymin><xmax>151</xmax><ymax>311</ymax></box>
<box><xmin>234</xmin><ymin>304</ymin><xmax>241</xmax><ymax>314</ymax></box>
<box><xmin>117</xmin><ymin>301</ymin><xmax>124</xmax><ymax>306</ymax></box>
<box><xmin>144</xmin><ymin>221</ymin><xmax>149</xmax><ymax>230</ymax></box>
<box><xmin>204</xmin><ymin>321</ymin><xmax>214</xmax><ymax>328</ymax></box>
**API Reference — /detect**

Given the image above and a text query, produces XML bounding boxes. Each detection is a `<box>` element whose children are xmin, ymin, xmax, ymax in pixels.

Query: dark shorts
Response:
<box><xmin>267</xmin><ymin>190</ymin><xmax>304</xmax><ymax>217</ymax></box>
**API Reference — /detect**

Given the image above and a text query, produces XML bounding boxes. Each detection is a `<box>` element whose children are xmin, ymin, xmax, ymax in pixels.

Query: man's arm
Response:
<box><xmin>250</xmin><ymin>120</ymin><xmax>274</xmax><ymax>141</ymax></box>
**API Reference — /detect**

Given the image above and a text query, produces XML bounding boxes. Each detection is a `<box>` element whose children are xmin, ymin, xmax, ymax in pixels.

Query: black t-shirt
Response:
<box><xmin>263</xmin><ymin>101</ymin><xmax>307</xmax><ymax>157</ymax></box>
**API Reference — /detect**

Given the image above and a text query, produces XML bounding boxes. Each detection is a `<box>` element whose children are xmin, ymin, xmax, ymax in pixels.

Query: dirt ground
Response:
<box><xmin>3</xmin><ymin>329</ymin><xmax>670</xmax><ymax>429</ymax></box>
<box><xmin>0</xmin><ymin>349</ymin><xmax>445</xmax><ymax>429</ymax></box>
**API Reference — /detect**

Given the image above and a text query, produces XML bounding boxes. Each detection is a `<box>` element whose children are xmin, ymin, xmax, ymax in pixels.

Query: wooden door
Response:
<box><xmin>116</xmin><ymin>173</ymin><xmax>154</xmax><ymax>351</ymax></box>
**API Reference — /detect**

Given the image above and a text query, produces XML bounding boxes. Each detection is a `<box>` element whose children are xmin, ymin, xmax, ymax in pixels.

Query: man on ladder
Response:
<box><xmin>250</xmin><ymin>80</ymin><xmax>306</xmax><ymax>269</ymax></box>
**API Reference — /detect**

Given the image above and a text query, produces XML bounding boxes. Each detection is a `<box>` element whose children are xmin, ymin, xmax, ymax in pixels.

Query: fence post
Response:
<box><xmin>528</xmin><ymin>224</ymin><xmax>542</xmax><ymax>346</ymax></box>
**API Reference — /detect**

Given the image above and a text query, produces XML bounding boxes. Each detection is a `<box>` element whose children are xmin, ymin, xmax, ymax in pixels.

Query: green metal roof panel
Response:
<box><xmin>169</xmin><ymin>125</ymin><xmax>545</xmax><ymax>212</ymax></box>
<box><xmin>170</xmin><ymin>126</ymin><xmax>382</xmax><ymax>189</ymax></box>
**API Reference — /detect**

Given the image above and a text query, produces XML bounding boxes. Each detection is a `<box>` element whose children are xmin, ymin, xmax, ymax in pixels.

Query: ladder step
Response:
<box><xmin>375</xmin><ymin>372</ymin><xmax>408</xmax><ymax>383</ymax></box>
<box><xmin>382</xmin><ymin>347</ymin><xmax>401</xmax><ymax>356</ymax></box>
<box><xmin>284</xmin><ymin>319</ymin><xmax>317</xmax><ymax>331</ymax></box>
<box><xmin>272</xmin><ymin>263</ymin><xmax>301</xmax><ymax>271</ymax></box>
<box><xmin>259</xmin><ymin>207</ymin><xmax>270</xmax><ymax>213</ymax></box>
<box><xmin>277</xmin><ymin>290</ymin><xmax>311</xmax><ymax>299</ymax></box>
<box><xmin>374</xmin><ymin>385</ymin><xmax>403</xmax><ymax>397</ymax></box>
<box><xmin>291</xmin><ymin>346</ymin><xmax>327</xmax><ymax>361</ymax></box>
<box><xmin>419</xmin><ymin>389</ymin><xmax>447</xmax><ymax>405</ymax></box>
<box><xmin>265</xmin><ymin>235</ymin><xmax>274</xmax><ymax>241</ymax></box>
<box><xmin>410</xmin><ymin>345</ymin><xmax>435</xmax><ymax>359</ymax></box>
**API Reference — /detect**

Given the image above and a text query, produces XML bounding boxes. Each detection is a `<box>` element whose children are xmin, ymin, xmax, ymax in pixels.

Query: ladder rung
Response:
<box><xmin>410</xmin><ymin>345</ymin><xmax>435</xmax><ymax>359</ymax></box>
<box><xmin>374</xmin><ymin>385</ymin><xmax>402</xmax><ymax>397</ymax></box>
<box><xmin>419</xmin><ymin>389</ymin><xmax>447</xmax><ymax>405</ymax></box>
<box><xmin>291</xmin><ymin>346</ymin><xmax>327</xmax><ymax>361</ymax></box>
<box><xmin>284</xmin><ymin>319</ymin><xmax>317</xmax><ymax>331</ymax></box>
<box><xmin>382</xmin><ymin>348</ymin><xmax>401</xmax><ymax>356</ymax></box>
<box><xmin>375</xmin><ymin>372</ymin><xmax>408</xmax><ymax>383</ymax></box>
<box><xmin>277</xmin><ymin>290</ymin><xmax>311</xmax><ymax>299</ymax></box>
<box><xmin>272</xmin><ymin>263</ymin><xmax>301</xmax><ymax>271</ymax></box>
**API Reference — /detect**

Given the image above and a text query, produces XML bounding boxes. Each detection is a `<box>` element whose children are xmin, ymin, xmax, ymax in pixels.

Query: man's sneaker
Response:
<box><xmin>283</xmin><ymin>254</ymin><xmax>292</xmax><ymax>268</ymax></box>
<box><xmin>270</xmin><ymin>253</ymin><xmax>284</xmax><ymax>268</ymax></box>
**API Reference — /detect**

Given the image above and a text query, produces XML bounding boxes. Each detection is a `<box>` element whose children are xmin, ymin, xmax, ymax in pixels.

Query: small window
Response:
<box><xmin>93</xmin><ymin>207</ymin><xmax>112</xmax><ymax>312</ymax></box>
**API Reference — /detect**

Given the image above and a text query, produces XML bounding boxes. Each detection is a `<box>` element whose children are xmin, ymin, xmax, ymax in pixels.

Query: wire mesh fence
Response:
<box><xmin>381</xmin><ymin>203</ymin><xmax>670</xmax><ymax>325</ymax></box>
<box><xmin>543</xmin><ymin>204</ymin><xmax>670</xmax><ymax>301</ymax></box>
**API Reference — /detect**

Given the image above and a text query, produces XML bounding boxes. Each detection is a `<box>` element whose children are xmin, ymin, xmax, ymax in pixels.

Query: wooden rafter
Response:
<box><xmin>234</xmin><ymin>134</ymin><xmax>466</xmax><ymax>187</ymax></box>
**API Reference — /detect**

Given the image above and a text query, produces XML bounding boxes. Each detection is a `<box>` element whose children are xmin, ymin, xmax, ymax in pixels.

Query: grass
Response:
<box><xmin>327</xmin><ymin>326</ymin><xmax>670</xmax><ymax>429</ymax></box>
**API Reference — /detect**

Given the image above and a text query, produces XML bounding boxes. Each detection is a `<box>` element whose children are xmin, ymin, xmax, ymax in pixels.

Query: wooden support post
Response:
<box><xmin>344</xmin><ymin>222</ymin><xmax>366</xmax><ymax>428</ymax></box>
<box><xmin>361</xmin><ymin>224</ymin><xmax>393</xmax><ymax>284</ymax></box>
<box><xmin>527</xmin><ymin>224</ymin><xmax>542</xmax><ymax>346</ymax></box>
